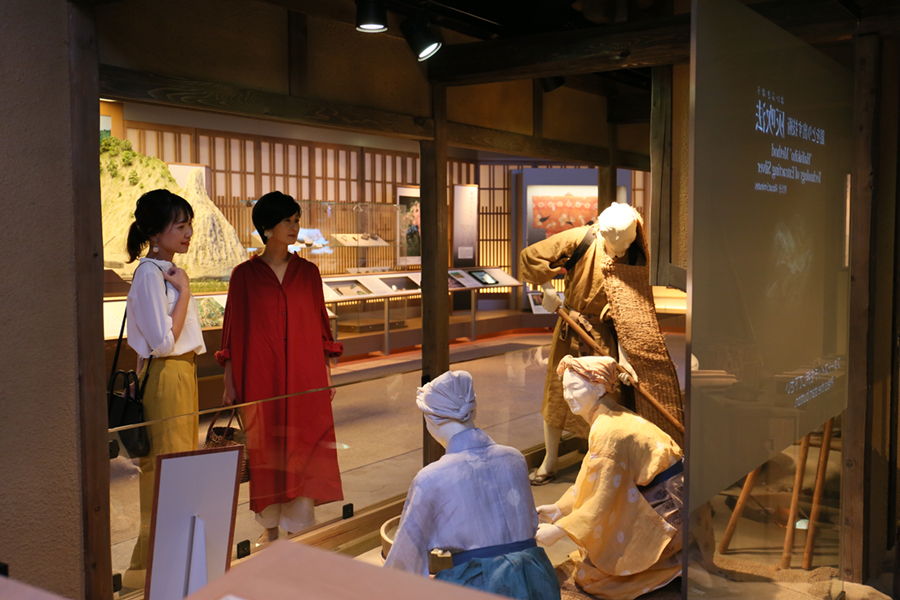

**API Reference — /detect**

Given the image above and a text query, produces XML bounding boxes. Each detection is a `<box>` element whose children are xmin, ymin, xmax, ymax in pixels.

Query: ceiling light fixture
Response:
<box><xmin>540</xmin><ymin>76</ymin><xmax>566</xmax><ymax>93</ymax></box>
<box><xmin>400</xmin><ymin>16</ymin><xmax>442</xmax><ymax>61</ymax></box>
<box><xmin>356</xmin><ymin>0</ymin><xmax>388</xmax><ymax>33</ymax></box>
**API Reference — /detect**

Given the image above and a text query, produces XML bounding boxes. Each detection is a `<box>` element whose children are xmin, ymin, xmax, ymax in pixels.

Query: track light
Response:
<box><xmin>540</xmin><ymin>76</ymin><xmax>566</xmax><ymax>93</ymax></box>
<box><xmin>356</xmin><ymin>0</ymin><xmax>387</xmax><ymax>33</ymax></box>
<box><xmin>400</xmin><ymin>17</ymin><xmax>442</xmax><ymax>61</ymax></box>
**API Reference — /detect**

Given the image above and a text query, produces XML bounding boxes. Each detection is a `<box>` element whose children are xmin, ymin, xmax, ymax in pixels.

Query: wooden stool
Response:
<box><xmin>717</xmin><ymin>418</ymin><xmax>834</xmax><ymax>570</ymax></box>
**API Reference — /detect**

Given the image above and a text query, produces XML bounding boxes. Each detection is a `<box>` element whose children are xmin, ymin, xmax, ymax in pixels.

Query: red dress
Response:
<box><xmin>216</xmin><ymin>254</ymin><xmax>343</xmax><ymax>513</ymax></box>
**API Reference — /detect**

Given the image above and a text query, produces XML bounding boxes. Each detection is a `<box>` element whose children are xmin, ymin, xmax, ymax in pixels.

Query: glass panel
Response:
<box><xmin>144</xmin><ymin>131</ymin><xmax>158</xmax><ymax>158</ymax></box>
<box><xmin>245</xmin><ymin>140</ymin><xmax>254</xmax><ymax>172</ymax></box>
<box><xmin>230</xmin><ymin>139</ymin><xmax>241</xmax><ymax>172</ymax></box>
<box><xmin>288</xmin><ymin>145</ymin><xmax>297</xmax><ymax>176</ymax></box>
<box><xmin>274</xmin><ymin>143</ymin><xmax>284</xmax><ymax>175</ymax></box>
<box><xmin>180</xmin><ymin>134</ymin><xmax>192</xmax><ymax>163</ymax></box>
<box><xmin>688</xmin><ymin>0</ymin><xmax>854</xmax><ymax>597</ymax></box>
<box><xmin>261</xmin><ymin>141</ymin><xmax>270</xmax><ymax>174</ymax></box>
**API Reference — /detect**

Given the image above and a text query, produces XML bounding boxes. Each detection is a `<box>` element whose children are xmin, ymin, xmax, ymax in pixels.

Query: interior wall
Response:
<box><xmin>96</xmin><ymin>0</ymin><xmax>289</xmax><ymax>94</ymax></box>
<box><xmin>0</xmin><ymin>1</ymin><xmax>98</xmax><ymax>597</ymax></box>
<box><xmin>447</xmin><ymin>80</ymin><xmax>533</xmax><ymax>135</ymax></box>
<box><xmin>543</xmin><ymin>87</ymin><xmax>609</xmax><ymax>146</ymax></box>
<box><xmin>617</xmin><ymin>122</ymin><xmax>651</xmax><ymax>157</ymax></box>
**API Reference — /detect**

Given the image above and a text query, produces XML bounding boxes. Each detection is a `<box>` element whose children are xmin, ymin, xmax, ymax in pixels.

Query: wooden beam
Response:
<box><xmin>287</xmin><ymin>11</ymin><xmax>309</xmax><ymax>97</ymax></box>
<box><xmin>420</xmin><ymin>84</ymin><xmax>450</xmax><ymax>466</ymax></box>
<box><xmin>607</xmin><ymin>93</ymin><xmax>652</xmax><ymax>124</ymax></box>
<box><xmin>98</xmin><ymin>64</ymin><xmax>434</xmax><ymax>140</ymax></box>
<box><xmin>428</xmin><ymin>14</ymin><xmax>692</xmax><ymax>86</ymax></box>
<box><xmin>843</xmin><ymin>33</ymin><xmax>881</xmax><ymax>585</ymax></box>
<box><xmin>427</xmin><ymin>2</ymin><xmax>900</xmax><ymax>88</ymax></box>
<box><xmin>649</xmin><ymin>66</ymin><xmax>672</xmax><ymax>286</ymax></box>
<box><xmin>70</xmin><ymin>4</ymin><xmax>112</xmax><ymax>599</ymax></box>
<box><xmin>447</xmin><ymin>122</ymin><xmax>610</xmax><ymax>165</ymax></box>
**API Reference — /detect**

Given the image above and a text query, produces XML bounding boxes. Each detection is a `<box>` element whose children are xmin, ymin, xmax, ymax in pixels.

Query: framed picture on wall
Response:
<box><xmin>396</xmin><ymin>185</ymin><xmax>421</xmax><ymax>266</ymax></box>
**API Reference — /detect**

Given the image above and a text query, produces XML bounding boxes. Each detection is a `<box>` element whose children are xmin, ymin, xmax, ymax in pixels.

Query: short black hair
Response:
<box><xmin>252</xmin><ymin>191</ymin><xmax>300</xmax><ymax>244</ymax></box>
<box><xmin>126</xmin><ymin>189</ymin><xmax>194</xmax><ymax>262</ymax></box>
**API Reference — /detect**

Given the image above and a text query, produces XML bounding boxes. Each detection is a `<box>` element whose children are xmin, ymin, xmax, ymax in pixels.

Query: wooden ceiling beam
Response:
<box><xmin>99</xmin><ymin>65</ymin><xmax>640</xmax><ymax>165</ymax></box>
<box><xmin>428</xmin><ymin>14</ymin><xmax>691</xmax><ymax>86</ymax></box>
<box><xmin>427</xmin><ymin>1</ymin><xmax>900</xmax><ymax>86</ymax></box>
<box><xmin>98</xmin><ymin>64</ymin><xmax>434</xmax><ymax>140</ymax></box>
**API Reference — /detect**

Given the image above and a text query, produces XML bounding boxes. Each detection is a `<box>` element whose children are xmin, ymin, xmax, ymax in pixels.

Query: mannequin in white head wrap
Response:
<box><xmin>416</xmin><ymin>370</ymin><xmax>477</xmax><ymax>446</ymax></box>
<box><xmin>534</xmin><ymin>355</ymin><xmax>684</xmax><ymax>600</ymax></box>
<box><xmin>385</xmin><ymin>370</ymin><xmax>561</xmax><ymax>600</ymax></box>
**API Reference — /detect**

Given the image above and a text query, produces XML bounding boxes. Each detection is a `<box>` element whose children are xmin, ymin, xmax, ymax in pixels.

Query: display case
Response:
<box><xmin>288</xmin><ymin>201</ymin><xmax>405</xmax><ymax>277</ymax></box>
<box><xmin>322</xmin><ymin>267</ymin><xmax>522</xmax><ymax>354</ymax></box>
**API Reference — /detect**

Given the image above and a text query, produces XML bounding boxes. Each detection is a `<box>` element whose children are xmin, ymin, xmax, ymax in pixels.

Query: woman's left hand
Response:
<box><xmin>329</xmin><ymin>387</ymin><xmax>336</xmax><ymax>402</ymax></box>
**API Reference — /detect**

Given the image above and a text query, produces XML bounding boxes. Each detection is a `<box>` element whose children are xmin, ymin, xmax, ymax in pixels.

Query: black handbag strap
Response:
<box><xmin>564</xmin><ymin>227</ymin><xmax>597</xmax><ymax>271</ymax></box>
<box><xmin>108</xmin><ymin>261</ymin><xmax>169</xmax><ymax>396</ymax></box>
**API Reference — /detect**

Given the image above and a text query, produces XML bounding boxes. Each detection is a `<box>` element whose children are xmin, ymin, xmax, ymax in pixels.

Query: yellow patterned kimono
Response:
<box><xmin>555</xmin><ymin>405</ymin><xmax>683</xmax><ymax>600</ymax></box>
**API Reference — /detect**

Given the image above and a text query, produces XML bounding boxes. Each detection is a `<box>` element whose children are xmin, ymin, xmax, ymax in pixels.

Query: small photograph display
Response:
<box><xmin>448</xmin><ymin>275</ymin><xmax>465</xmax><ymax>289</ymax></box>
<box><xmin>397</xmin><ymin>186</ymin><xmax>421</xmax><ymax>266</ymax></box>
<box><xmin>449</xmin><ymin>270</ymin><xmax>481</xmax><ymax>288</ymax></box>
<box><xmin>469</xmin><ymin>270</ymin><xmax>499</xmax><ymax>286</ymax></box>
<box><xmin>326</xmin><ymin>281</ymin><xmax>373</xmax><ymax>297</ymax></box>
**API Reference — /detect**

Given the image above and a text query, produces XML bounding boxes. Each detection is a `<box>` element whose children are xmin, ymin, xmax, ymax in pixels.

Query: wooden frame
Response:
<box><xmin>144</xmin><ymin>446</ymin><xmax>243</xmax><ymax>599</ymax></box>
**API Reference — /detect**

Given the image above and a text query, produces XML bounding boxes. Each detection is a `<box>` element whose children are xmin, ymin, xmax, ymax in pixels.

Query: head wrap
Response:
<box><xmin>556</xmin><ymin>355</ymin><xmax>618</xmax><ymax>396</ymax></box>
<box><xmin>416</xmin><ymin>370</ymin><xmax>476</xmax><ymax>425</ymax></box>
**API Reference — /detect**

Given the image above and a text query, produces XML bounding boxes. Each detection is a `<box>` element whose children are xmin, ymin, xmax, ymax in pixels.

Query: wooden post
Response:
<box><xmin>420</xmin><ymin>84</ymin><xmax>450</xmax><ymax>466</ymax></box>
<box><xmin>718</xmin><ymin>466</ymin><xmax>762</xmax><ymax>555</ymax></box>
<box><xmin>781</xmin><ymin>434</ymin><xmax>811</xmax><ymax>569</ymax></box>
<box><xmin>843</xmin><ymin>33</ymin><xmax>881</xmax><ymax>584</ymax></box>
<box><xmin>64</xmin><ymin>4</ymin><xmax>113</xmax><ymax>598</ymax></box>
<box><xmin>803</xmin><ymin>419</ymin><xmax>835</xmax><ymax>570</ymax></box>
<box><xmin>649</xmin><ymin>66</ymin><xmax>672</xmax><ymax>286</ymax></box>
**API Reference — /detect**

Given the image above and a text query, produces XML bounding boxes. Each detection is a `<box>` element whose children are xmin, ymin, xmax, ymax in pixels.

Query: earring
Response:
<box><xmin>151</xmin><ymin>238</ymin><xmax>159</xmax><ymax>253</ymax></box>
<box><xmin>265</xmin><ymin>230</ymin><xmax>274</xmax><ymax>239</ymax></box>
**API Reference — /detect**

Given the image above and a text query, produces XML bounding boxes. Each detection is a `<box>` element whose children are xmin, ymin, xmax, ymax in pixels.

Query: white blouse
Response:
<box><xmin>126</xmin><ymin>258</ymin><xmax>206</xmax><ymax>359</ymax></box>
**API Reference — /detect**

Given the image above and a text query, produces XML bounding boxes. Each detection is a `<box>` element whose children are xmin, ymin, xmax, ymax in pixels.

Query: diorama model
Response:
<box><xmin>536</xmin><ymin>355</ymin><xmax>683</xmax><ymax>599</ymax></box>
<box><xmin>217</xmin><ymin>191</ymin><xmax>344</xmax><ymax>546</ymax></box>
<box><xmin>122</xmin><ymin>190</ymin><xmax>207</xmax><ymax>589</ymax></box>
<box><xmin>384</xmin><ymin>371</ymin><xmax>561</xmax><ymax>600</ymax></box>
<box><xmin>520</xmin><ymin>203</ymin><xmax>683</xmax><ymax>485</ymax></box>
<box><xmin>519</xmin><ymin>203</ymin><xmax>640</xmax><ymax>484</ymax></box>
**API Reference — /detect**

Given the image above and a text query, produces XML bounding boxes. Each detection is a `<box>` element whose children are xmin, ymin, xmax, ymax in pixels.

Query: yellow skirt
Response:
<box><xmin>123</xmin><ymin>352</ymin><xmax>198</xmax><ymax>589</ymax></box>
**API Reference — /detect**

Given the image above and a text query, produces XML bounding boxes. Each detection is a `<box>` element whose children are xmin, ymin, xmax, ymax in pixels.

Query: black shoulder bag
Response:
<box><xmin>107</xmin><ymin>263</ymin><xmax>167</xmax><ymax>458</ymax></box>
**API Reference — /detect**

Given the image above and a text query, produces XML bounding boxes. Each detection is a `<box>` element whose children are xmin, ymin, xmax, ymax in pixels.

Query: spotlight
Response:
<box><xmin>356</xmin><ymin>0</ymin><xmax>387</xmax><ymax>33</ymax></box>
<box><xmin>540</xmin><ymin>76</ymin><xmax>566</xmax><ymax>93</ymax></box>
<box><xmin>400</xmin><ymin>17</ymin><xmax>442</xmax><ymax>61</ymax></box>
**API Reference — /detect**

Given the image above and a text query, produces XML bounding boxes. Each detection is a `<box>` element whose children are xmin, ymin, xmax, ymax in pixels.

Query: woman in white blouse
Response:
<box><xmin>121</xmin><ymin>189</ymin><xmax>206</xmax><ymax>590</ymax></box>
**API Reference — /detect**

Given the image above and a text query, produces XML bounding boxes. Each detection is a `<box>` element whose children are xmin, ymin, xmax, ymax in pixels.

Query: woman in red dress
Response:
<box><xmin>217</xmin><ymin>191</ymin><xmax>343</xmax><ymax>546</ymax></box>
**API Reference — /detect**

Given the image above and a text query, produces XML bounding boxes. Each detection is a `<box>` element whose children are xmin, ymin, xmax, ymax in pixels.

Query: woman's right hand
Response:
<box><xmin>164</xmin><ymin>266</ymin><xmax>191</xmax><ymax>293</ymax></box>
<box><xmin>536</xmin><ymin>503</ymin><xmax>562</xmax><ymax>524</ymax></box>
<box><xmin>223</xmin><ymin>384</ymin><xmax>238</xmax><ymax>407</ymax></box>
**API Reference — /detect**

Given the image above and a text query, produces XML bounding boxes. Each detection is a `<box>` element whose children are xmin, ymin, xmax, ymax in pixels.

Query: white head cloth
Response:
<box><xmin>416</xmin><ymin>370</ymin><xmax>476</xmax><ymax>425</ymax></box>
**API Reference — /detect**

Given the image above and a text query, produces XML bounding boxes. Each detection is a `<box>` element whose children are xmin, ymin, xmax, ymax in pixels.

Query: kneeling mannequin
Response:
<box><xmin>536</xmin><ymin>356</ymin><xmax>683</xmax><ymax>600</ymax></box>
<box><xmin>385</xmin><ymin>370</ymin><xmax>561</xmax><ymax>600</ymax></box>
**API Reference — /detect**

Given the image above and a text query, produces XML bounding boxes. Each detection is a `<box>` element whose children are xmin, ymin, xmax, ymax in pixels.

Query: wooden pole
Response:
<box><xmin>718</xmin><ymin>466</ymin><xmax>762</xmax><ymax>555</ymax></box>
<box><xmin>781</xmin><ymin>434</ymin><xmax>812</xmax><ymax>569</ymax></box>
<box><xmin>420</xmin><ymin>84</ymin><xmax>450</xmax><ymax>467</ymax></box>
<box><xmin>803</xmin><ymin>419</ymin><xmax>834</xmax><ymax>570</ymax></box>
<box><xmin>555</xmin><ymin>306</ymin><xmax>683</xmax><ymax>434</ymax></box>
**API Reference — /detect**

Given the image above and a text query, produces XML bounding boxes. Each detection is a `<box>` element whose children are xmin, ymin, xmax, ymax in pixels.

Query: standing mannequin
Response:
<box><xmin>519</xmin><ymin>203</ymin><xmax>639</xmax><ymax>484</ymax></box>
<box><xmin>536</xmin><ymin>355</ymin><xmax>683</xmax><ymax>600</ymax></box>
<box><xmin>385</xmin><ymin>371</ymin><xmax>560</xmax><ymax>600</ymax></box>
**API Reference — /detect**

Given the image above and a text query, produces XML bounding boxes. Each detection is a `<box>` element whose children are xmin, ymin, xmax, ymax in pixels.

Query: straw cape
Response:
<box><xmin>600</xmin><ymin>208</ymin><xmax>684</xmax><ymax>447</ymax></box>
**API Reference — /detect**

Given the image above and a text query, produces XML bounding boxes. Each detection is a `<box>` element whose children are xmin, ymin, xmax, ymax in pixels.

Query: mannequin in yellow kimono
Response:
<box><xmin>536</xmin><ymin>355</ymin><xmax>683</xmax><ymax>600</ymax></box>
<box><xmin>519</xmin><ymin>204</ymin><xmax>639</xmax><ymax>484</ymax></box>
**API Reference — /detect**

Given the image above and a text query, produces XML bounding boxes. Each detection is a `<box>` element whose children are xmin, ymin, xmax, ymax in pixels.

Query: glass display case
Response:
<box><xmin>289</xmin><ymin>201</ymin><xmax>405</xmax><ymax>277</ymax></box>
